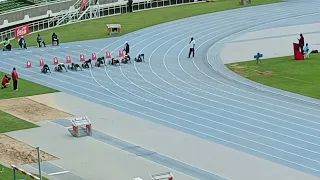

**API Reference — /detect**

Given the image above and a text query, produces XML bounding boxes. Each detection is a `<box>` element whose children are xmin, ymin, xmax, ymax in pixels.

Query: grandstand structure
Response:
<box><xmin>0</xmin><ymin>0</ymin><xmax>202</xmax><ymax>42</ymax></box>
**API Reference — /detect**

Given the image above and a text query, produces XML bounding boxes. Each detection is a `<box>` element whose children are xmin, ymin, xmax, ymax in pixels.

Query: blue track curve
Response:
<box><xmin>1</xmin><ymin>0</ymin><xmax>320</xmax><ymax>177</ymax></box>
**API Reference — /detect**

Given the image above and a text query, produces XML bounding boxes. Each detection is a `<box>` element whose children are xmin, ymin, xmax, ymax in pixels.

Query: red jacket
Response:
<box><xmin>2</xmin><ymin>77</ymin><xmax>9</xmax><ymax>86</ymax></box>
<box><xmin>299</xmin><ymin>36</ymin><xmax>304</xmax><ymax>46</ymax></box>
<box><xmin>11</xmin><ymin>70</ymin><xmax>18</xmax><ymax>81</ymax></box>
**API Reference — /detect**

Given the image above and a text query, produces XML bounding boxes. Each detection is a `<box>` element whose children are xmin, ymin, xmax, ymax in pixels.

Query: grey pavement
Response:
<box><xmin>221</xmin><ymin>22</ymin><xmax>320</xmax><ymax>63</ymax></box>
<box><xmin>6</xmin><ymin>121</ymin><xmax>195</xmax><ymax>180</ymax></box>
<box><xmin>2</xmin><ymin>0</ymin><xmax>320</xmax><ymax>179</ymax></box>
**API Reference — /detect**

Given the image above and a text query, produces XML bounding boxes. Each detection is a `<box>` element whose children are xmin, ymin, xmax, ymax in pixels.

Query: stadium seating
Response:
<box><xmin>0</xmin><ymin>0</ymin><xmax>33</xmax><ymax>12</ymax></box>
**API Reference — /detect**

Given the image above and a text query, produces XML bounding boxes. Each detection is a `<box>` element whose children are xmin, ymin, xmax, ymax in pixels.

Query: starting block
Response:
<box><xmin>40</xmin><ymin>59</ymin><xmax>44</xmax><ymax>66</ymax></box>
<box><xmin>151</xmin><ymin>172</ymin><xmax>173</xmax><ymax>180</ymax></box>
<box><xmin>26</xmin><ymin>60</ymin><xmax>32</xmax><ymax>68</ymax></box>
<box><xmin>80</xmin><ymin>54</ymin><xmax>85</xmax><ymax>62</ymax></box>
<box><xmin>106</xmin><ymin>51</ymin><xmax>111</xmax><ymax>58</ymax></box>
<box><xmin>119</xmin><ymin>50</ymin><xmax>124</xmax><ymax>57</ymax></box>
<box><xmin>66</xmin><ymin>56</ymin><xmax>72</xmax><ymax>63</ymax></box>
<box><xmin>68</xmin><ymin>117</ymin><xmax>92</xmax><ymax>138</ymax></box>
<box><xmin>53</xmin><ymin>57</ymin><xmax>59</xmax><ymax>65</ymax></box>
<box><xmin>92</xmin><ymin>53</ymin><xmax>97</xmax><ymax>60</ymax></box>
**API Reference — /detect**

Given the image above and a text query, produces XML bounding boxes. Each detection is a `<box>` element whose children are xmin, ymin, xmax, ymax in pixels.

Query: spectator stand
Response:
<box><xmin>0</xmin><ymin>0</ymin><xmax>32</xmax><ymax>12</ymax></box>
<box><xmin>68</xmin><ymin>116</ymin><xmax>92</xmax><ymax>137</ymax></box>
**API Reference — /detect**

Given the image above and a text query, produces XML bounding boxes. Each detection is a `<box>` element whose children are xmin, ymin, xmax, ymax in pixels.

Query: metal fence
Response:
<box><xmin>0</xmin><ymin>0</ymin><xmax>203</xmax><ymax>42</ymax></box>
<box><xmin>132</xmin><ymin>0</ymin><xmax>197</xmax><ymax>11</ymax></box>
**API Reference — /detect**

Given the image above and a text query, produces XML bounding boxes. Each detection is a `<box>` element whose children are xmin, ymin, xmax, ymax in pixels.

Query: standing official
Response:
<box><xmin>11</xmin><ymin>68</ymin><xmax>18</xmax><ymax>91</ymax></box>
<box><xmin>124</xmin><ymin>41</ymin><xmax>130</xmax><ymax>55</ymax></box>
<box><xmin>188</xmin><ymin>37</ymin><xmax>195</xmax><ymax>58</ymax></box>
<box><xmin>298</xmin><ymin>33</ymin><xmax>304</xmax><ymax>54</ymax></box>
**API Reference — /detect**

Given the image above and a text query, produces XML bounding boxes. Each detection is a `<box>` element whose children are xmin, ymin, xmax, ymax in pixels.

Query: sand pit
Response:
<box><xmin>0</xmin><ymin>135</ymin><xmax>58</xmax><ymax>165</ymax></box>
<box><xmin>0</xmin><ymin>97</ymin><xmax>73</xmax><ymax>122</ymax></box>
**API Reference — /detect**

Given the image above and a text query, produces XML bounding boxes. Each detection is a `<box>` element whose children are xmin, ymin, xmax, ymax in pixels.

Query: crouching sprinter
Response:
<box><xmin>82</xmin><ymin>59</ymin><xmax>93</xmax><ymax>68</ymax></box>
<box><xmin>41</xmin><ymin>64</ymin><xmax>51</xmax><ymax>74</ymax></box>
<box><xmin>1</xmin><ymin>75</ymin><xmax>11</xmax><ymax>89</ymax></box>
<box><xmin>134</xmin><ymin>54</ymin><xmax>145</xmax><ymax>62</ymax></box>
<box><xmin>121</xmin><ymin>54</ymin><xmax>131</xmax><ymax>64</ymax></box>
<box><xmin>95</xmin><ymin>57</ymin><xmax>106</xmax><ymax>67</ymax></box>
<box><xmin>68</xmin><ymin>63</ymin><xmax>82</xmax><ymax>71</ymax></box>
<box><xmin>55</xmin><ymin>63</ymin><xmax>67</xmax><ymax>72</ymax></box>
<box><xmin>109</xmin><ymin>57</ymin><xmax>120</xmax><ymax>66</ymax></box>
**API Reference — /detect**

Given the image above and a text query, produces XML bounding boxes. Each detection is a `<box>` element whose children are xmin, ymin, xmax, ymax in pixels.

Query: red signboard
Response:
<box><xmin>15</xmin><ymin>24</ymin><xmax>30</xmax><ymax>39</ymax></box>
<box><xmin>80</xmin><ymin>0</ymin><xmax>89</xmax><ymax>11</ymax></box>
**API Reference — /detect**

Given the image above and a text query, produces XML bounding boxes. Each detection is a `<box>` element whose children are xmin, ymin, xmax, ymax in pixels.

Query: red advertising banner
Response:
<box><xmin>14</xmin><ymin>24</ymin><xmax>30</xmax><ymax>39</ymax></box>
<box><xmin>80</xmin><ymin>0</ymin><xmax>89</xmax><ymax>11</ymax></box>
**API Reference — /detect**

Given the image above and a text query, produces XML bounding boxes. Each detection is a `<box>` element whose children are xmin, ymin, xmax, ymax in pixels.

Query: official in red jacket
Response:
<box><xmin>11</xmin><ymin>68</ymin><xmax>18</xmax><ymax>91</ymax></box>
<box><xmin>298</xmin><ymin>33</ymin><xmax>305</xmax><ymax>54</ymax></box>
<box><xmin>1</xmin><ymin>75</ymin><xmax>10</xmax><ymax>89</ymax></box>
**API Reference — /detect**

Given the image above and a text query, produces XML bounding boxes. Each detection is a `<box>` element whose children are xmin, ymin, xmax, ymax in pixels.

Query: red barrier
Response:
<box><xmin>106</xmin><ymin>51</ymin><xmax>111</xmax><ymax>58</ymax></box>
<box><xmin>53</xmin><ymin>57</ymin><xmax>59</xmax><ymax>65</ymax></box>
<box><xmin>40</xmin><ymin>59</ymin><xmax>44</xmax><ymax>67</ymax></box>
<box><xmin>11</xmin><ymin>164</ymin><xmax>40</xmax><ymax>180</ymax></box>
<box><xmin>80</xmin><ymin>54</ymin><xmax>85</xmax><ymax>62</ymax></box>
<box><xmin>92</xmin><ymin>53</ymin><xmax>97</xmax><ymax>60</ymax></box>
<box><xmin>26</xmin><ymin>60</ymin><xmax>32</xmax><ymax>68</ymax></box>
<box><xmin>119</xmin><ymin>50</ymin><xmax>124</xmax><ymax>57</ymax></box>
<box><xmin>66</xmin><ymin>56</ymin><xmax>72</xmax><ymax>63</ymax></box>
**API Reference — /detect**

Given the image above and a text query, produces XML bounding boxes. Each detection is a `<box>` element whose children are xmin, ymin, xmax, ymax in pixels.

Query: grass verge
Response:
<box><xmin>0</xmin><ymin>71</ymin><xmax>57</xmax><ymax>133</ymax></box>
<box><xmin>16</xmin><ymin>0</ymin><xmax>281</xmax><ymax>48</ymax></box>
<box><xmin>227</xmin><ymin>53</ymin><xmax>320</xmax><ymax>99</ymax></box>
<box><xmin>0</xmin><ymin>72</ymin><xmax>58</xmax><ymax>100</ymax></box>
<box><xmin>0</xmin><ymin>110</ymin><xmax>37</xmax><ymax>133</ymax></box>
<box><xmin>0</xmin><ymin>164</ymin><xmax>48</xmax><ymax>180</ymax></box>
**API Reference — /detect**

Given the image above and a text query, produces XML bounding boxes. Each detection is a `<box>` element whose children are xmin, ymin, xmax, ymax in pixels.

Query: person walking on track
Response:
<box><xmin>188</xmin><ymin>37</ymin><xmax>195</xmax><ymax>58</ymax></box>
<box><xmin>11</xmin><ymin>67</ymin><xmax>18</xmax><ymax>91</ymax></box>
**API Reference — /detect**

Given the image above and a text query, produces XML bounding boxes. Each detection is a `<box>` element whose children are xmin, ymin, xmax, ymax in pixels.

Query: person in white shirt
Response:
<box><xmin>188</xmin><ymin>37</ymin><xmax>195</xmax><ymax>58</ymax></box>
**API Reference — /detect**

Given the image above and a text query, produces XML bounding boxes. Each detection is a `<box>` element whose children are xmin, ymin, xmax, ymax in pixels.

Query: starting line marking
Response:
<box><xmin>47</xmin><ymin>171</ymin><xmax>70</xmax><ymax>176</ymax></box>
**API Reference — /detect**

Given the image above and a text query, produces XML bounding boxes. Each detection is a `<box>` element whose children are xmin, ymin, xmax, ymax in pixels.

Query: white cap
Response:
<box><xmin>125</xmin><ymin>41</ymin><xmax>128</xmax><ymax>44</ymax></box>
<box><xmin>21</xmin><ymin>36</ymin><xmax>23</xmax><ymax>38</ymax></box>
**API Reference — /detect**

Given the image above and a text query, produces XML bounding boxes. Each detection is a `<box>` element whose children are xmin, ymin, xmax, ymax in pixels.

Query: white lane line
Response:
<box><xmin>48</xmin><ymin>171</ymin><xmax>70</xmax><ymax>176</ymax></box>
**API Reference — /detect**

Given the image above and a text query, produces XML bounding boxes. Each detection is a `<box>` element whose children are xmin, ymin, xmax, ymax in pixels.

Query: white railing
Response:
<box><xmin>48</xmin><ymin>0</ymin><xmax>89</xmax><ymax>26</ymax></box>
<box><xmin>0</xmin><ymin>0</ymin><xmax>203</xmax><ymax>43</ymax></box>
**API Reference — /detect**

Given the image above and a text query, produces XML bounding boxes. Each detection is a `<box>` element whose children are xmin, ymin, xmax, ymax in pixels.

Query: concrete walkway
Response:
<box><xmin>221</xmin><ymin>22</ymin><xmax>320</xmax><ymax>64</ymax></box>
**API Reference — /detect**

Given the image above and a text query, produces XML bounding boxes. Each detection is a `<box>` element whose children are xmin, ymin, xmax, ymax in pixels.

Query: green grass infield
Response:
<box><xmin>227</xmin><ymin>53</ymin><xmax>320</xmax><ymax>99</ymax></box>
